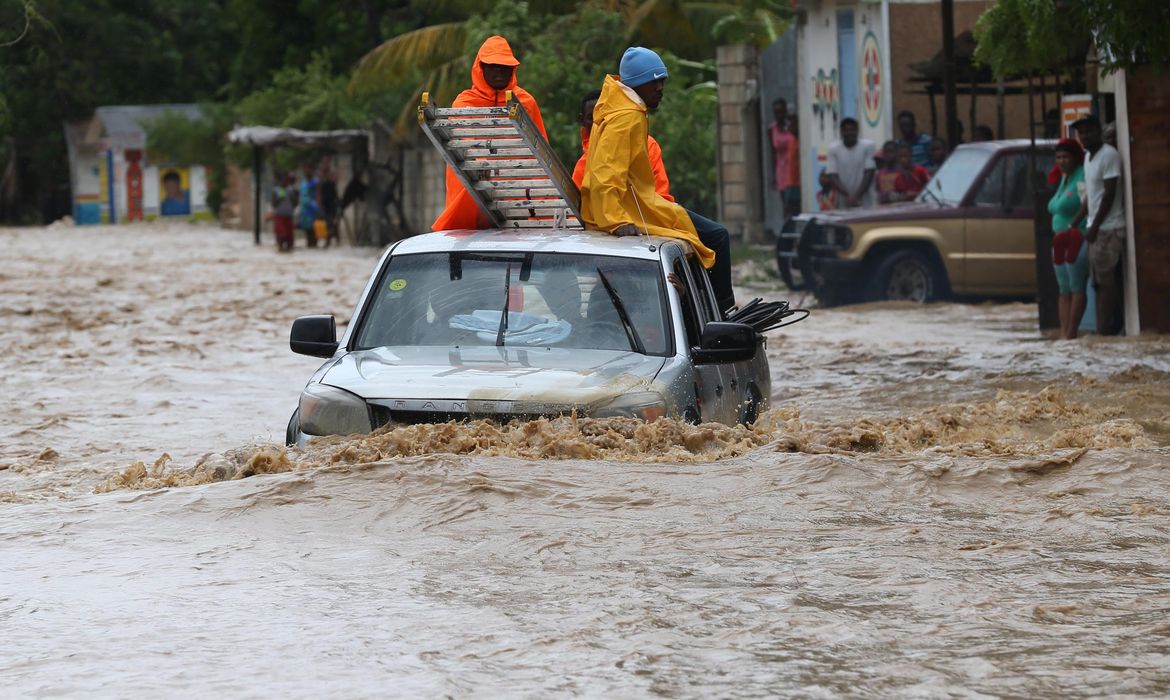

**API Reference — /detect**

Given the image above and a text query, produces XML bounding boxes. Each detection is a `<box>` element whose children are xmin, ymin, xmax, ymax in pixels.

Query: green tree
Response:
<box><xmin>651</xmin><ymin>56</ymin><xmax>719</xmax><ymax>216</ymax></box>
<box><xmin>974</xmin><ymin>0</ymin><xmax>1170</xmax><ymax>78</ymax></box>
<box><xmin>348</xmin><ymin>0</ymin><xmax>725</xmax><ymax>212</ymax></box>
<box><xmin>1082</xmin><ymin>0</ymin><xmax>1170</xmax><ymax>71</ymax></box>
<box><xmin>348</xmin><ymin>0</ymin><xmax>546</xmax><ymax>132</ymax></box>
<box><xmin>0</xmin><ymin>0</ymin><xmax>237</xmax><ymax>221</ymax></box>
<box><xmin>519</xmin><ymin>5</ymin><xmax>628</xmax><ymax>166</ymax></box>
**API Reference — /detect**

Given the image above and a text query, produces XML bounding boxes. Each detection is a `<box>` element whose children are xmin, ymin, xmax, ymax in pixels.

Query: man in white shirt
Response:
<box><xmin>1074</xmin><ymin>115</ymin><xmax>1126</xmax><ymax>335</ymax></box>
<box><xmin>826</xmin><ymin>117</ymin><xmax>876</xmax><ymax>209</ymax></box>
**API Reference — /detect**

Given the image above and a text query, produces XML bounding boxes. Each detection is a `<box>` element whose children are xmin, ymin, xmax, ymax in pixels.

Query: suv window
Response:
<box><xmin>686</xmin><ymin>255</ymin><xmax>719</xmax><ymax>323</ymax></box>
<box><xmin>973</xmin><ymin>151</ymin><xmax>1057</xmax><ymax>210</ymax></box>
<box><xmin>919</xmin><ymin>147</ymin><xmax>992</xmax><ymax>205</ymax></box>
<box><xmin>673</xmin><ymin>258</ymin><xmax>703</xmax><ymax>348</ymax></box>
<box><xmin>973</xmin><ymin>157</ymin><xmax>1006</xmax><ymax>208</ymax></box>
<box><xmin>354</xmin><ymin>252</ymin><xmax>671</xmax><ymax>355</ymax></box>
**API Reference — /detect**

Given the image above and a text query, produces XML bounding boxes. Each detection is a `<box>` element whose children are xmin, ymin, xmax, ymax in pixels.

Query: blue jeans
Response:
<box><xmin>686</xmin><ymin>210</ymin><xmax>735</xmax><ymax>312</ymax></box>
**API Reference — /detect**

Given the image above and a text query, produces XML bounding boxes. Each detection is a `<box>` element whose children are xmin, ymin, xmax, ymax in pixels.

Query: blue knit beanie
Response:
<box><xmin>619</xmin><ymin>47</ymin><xmax>668</xmax><ymax>88</ymax></box>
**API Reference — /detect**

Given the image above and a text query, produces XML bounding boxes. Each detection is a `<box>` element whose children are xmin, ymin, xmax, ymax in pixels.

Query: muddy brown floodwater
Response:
<box><xmin>2</xmin><ymin>223</ymin><xmax>1169</xmax><ymax>697</ymax></box>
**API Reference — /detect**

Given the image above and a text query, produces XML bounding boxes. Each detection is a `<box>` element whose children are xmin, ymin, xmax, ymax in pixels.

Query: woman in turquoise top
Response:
<box><xmin>1048</xmin><ymin>139</ymin><xmax>1087</xmax><ymax>339</ymax></box>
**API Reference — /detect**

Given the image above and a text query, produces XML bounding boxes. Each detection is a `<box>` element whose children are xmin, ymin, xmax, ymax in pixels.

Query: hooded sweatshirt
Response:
<box><xmin>431</xmin><ymin>36</ymin><xmax>548</xmax><ymax>232</ymax></box>
<box><xmin>580</xmin><ymin>75</ymin><xmax>713</xmax><ymax>268</ymax></box>
<box><xmin>573</xmin><ymin>127</ymin><xmax>673</xmax><ymax>202</ymax></box>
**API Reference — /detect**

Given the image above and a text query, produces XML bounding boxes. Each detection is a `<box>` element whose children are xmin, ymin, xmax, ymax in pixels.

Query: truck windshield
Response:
<box><xmin>917</xmin><ymin>148</ymin><xmax>993</xmax><ymax>205</ymax></box>
<box><xmin>353</xmin><ymin>252</ymin><xmax>671</xmax><ymax>356</ymax></box>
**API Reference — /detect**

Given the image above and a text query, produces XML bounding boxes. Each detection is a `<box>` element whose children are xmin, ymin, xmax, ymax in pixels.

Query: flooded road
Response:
<box><xmin>3</xmin><ymin>224</ymin><xmax>1169</xmax><ymax>696</ymax></box>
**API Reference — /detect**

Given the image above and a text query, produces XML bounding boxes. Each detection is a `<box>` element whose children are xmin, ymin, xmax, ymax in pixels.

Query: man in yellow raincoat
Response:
<box><xmin>581</xmin><ymin>47</ymin><xmax>734</xmax><ymax>312</ymax></box>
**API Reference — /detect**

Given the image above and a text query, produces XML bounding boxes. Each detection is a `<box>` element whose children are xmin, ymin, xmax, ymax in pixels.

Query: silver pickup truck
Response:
<box><xmin>286</xmin><ymin>228</ymin><xmax>771</xmax><ymax>444</ymax></box>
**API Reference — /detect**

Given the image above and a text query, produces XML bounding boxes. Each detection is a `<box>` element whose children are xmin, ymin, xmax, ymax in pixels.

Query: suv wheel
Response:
<box><xmin>285</xmin><ymin>409</ymin><xmax>300</xmax><ymax>447</ymax></box>
<box><xmin>867</xmin><ymin>250</ymin><xmax>942</xmax><ymax>303</ymax></box>
<box><xmin>739</xmin><ymin>385</ymin><xmax>762</xmax><ymax>426</ymax></box>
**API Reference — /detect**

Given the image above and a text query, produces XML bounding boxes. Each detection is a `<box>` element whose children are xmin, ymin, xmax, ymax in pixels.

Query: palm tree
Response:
<box><xmin>348</xmin><ymin>0</ymin><xmax>792</xmax><ymax>136</ymax></box>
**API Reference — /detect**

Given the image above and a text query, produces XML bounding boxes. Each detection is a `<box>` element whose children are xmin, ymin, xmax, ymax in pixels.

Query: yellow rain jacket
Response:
<box><xmin>581</xmin><ymin>75</ymin><xmax>714</xmax><ymax>268</ymax></box>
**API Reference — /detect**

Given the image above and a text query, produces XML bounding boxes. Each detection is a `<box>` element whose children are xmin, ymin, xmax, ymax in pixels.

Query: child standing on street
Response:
<box><xmin>891</xmin><ymin>143</ymin><xmax>931</xmax><ymax>202</ymax></box>
<box><xmin>272</xmin><ymin>172</ymin><xmax>297</xmax><ymax>252</ymax></box>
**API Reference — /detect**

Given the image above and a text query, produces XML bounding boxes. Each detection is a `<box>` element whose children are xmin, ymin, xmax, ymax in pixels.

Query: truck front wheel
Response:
<box><xmin>867</xmin><ymin>249</ymin><xmax>943</xmax><ymax>303</ymax></box>
<box><xmin>285</xmin><ymin>409</ymin><xmax>300</xmax><ymax>447</ymax></box>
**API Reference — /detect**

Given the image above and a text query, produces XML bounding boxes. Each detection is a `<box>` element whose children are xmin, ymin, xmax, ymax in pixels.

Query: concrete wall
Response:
<box><xmin>398</xmin><ymin>134</ymin><xmax>447</xmax><ymax>234</ymax></box>
<box><xmin>716</xmin><ymin>44</ymin><xmax>765</xmax><ymax>243</ymax></box>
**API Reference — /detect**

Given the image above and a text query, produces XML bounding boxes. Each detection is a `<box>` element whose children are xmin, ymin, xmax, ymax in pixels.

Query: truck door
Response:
<box><xmin>963</xmin><ymin>152</ymin><xmax>1048</xmax><ymax>295</ymax></box>
<box><xmin>682</xmin><ymin>254</ymin><xmax>738</xmax><ymax>424</ymax></box>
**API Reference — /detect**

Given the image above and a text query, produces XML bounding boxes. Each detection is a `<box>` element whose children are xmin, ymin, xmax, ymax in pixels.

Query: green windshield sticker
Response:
<box><xmin>388</xmin><ymin>278</ymin><xmax>407</xmax><ymax>292</ymax></box>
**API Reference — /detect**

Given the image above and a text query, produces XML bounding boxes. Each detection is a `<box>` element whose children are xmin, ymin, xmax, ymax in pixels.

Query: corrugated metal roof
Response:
<box><xmin>93</xmin><ymin>104</ymin><xmax>203</xmax><ymax>138</ymax></box>
<box><xmin>227</xmin><ymin>126</ymin><xmax>368</xmax><ymax>149</ymax></box>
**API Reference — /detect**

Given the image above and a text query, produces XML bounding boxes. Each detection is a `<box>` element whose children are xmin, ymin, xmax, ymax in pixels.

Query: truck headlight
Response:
<box><xmin>824</xmin><ymin>224</ymin><xmax>853</xmax><ymax>249</ymax></box>
<box><xmin>298</xmin><ymin>383</ymin><xmax>373</xmax><ymax>436</ymax></box>
<box><xmin>591</xmin><ymin>392</ymin><xmax>667</xmax><ymax>421</ymax></box>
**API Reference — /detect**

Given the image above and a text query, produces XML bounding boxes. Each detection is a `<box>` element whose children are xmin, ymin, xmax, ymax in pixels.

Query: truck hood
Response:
<box><xmin>799</xmin><ymin>200</ymin><xmax>950</xmax><ymax>226</ymax></box>
<box><xmin>322</xmin><ymin>346</ymin><xmax>667</xmax><ymax>405</ymax></box>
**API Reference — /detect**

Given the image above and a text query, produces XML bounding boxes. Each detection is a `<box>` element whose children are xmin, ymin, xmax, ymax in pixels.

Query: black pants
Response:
<box><xmin>686</xmin><ymin>209</ymin><xmax>735</xmax><ymax>313</ymax></box>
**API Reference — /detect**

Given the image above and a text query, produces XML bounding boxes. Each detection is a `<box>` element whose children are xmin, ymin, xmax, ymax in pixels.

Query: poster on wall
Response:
<box><xmin>159</xmin><ymin>167</ymin><xmax>191</xmax><ymax>216</ymax></box>
<box><xmin>1061</xmin><ymin>95</ymin><xmax>1093</xmax><ymax>140</ymax></box>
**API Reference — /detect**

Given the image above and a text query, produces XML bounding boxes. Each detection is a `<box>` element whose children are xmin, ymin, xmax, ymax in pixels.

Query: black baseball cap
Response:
<box><xmin>1071</xmin><ymin>115</ymin><xmax>1101</xmax><ymax>130</ymax></box>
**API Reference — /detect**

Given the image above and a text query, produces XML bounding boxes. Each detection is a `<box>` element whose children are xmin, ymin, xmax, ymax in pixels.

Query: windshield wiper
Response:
<box><xmin>596</xmin><ymin>268</ymin><xmax>646</xmax><ymax>355</ymax></box>
<box><xmin>921</xmin><ymin>180</ymin><xmax>943</xmax><ymax>206</ymax></box>
<box><xmin>495</xmin><ymin>262</ymin><xmax>511</xmax><ymax>346</ymax></box>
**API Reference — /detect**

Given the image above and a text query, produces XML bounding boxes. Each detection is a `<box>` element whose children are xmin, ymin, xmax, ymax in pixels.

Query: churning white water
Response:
<box><xmin>2</xmin><ymin>224</ymin><xmax>1169</xmax><ymax>697</ymax></box>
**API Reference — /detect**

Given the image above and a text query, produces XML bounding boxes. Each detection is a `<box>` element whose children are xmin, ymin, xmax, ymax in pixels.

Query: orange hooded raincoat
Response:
<box><xmin>431</xmin><ymin>36</ymin><xmax>548</xmax><ymax>232</ymax></box>
<box><xmin>580</xmin><ymin>75</ymin><xmax>713</xmax><ymax>268</ymax></box>
<box><xmin>572</xmin><ymin>128</ymin><xmax>673</xmax><ymax>202</ymax></box>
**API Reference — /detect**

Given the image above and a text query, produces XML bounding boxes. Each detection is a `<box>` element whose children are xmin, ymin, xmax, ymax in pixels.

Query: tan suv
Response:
<box><xmin>777</xmin><ymin>140</ymin><xmax>1056</xmax><ymax>305</ymax></box>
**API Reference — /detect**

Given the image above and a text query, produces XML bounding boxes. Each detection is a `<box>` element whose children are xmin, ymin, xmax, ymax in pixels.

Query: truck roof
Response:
<box><xmin>956</xmin><ymin>138</ymin><xmax>1058</xmax><ymax>151</ymax></box>
<box><xmin>391</xmin><ymin>228</ymin><xmax>680</xmax><ymax>260</ymax></box>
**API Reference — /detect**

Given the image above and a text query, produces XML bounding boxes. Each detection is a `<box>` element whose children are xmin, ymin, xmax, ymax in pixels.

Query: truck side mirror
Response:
<box><xmin>691</xmin><ymin>321</ymin><xmax>757</xmax><ymax>363</ymax></box>
<box><xmin>290</xmin><ymin>315</ymin><xmax>338</xmax><ymax>358</ymax></box>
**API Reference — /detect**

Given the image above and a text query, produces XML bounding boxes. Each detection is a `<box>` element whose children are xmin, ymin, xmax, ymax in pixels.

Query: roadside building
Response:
<box><xmin>1101</xmin><ymin>67</ymin><xmax>1170</xmax><ymax>334</ymax></box>
<box><xmin>63</xmin><ymin>104</ymin><xmax>209</xmax><ymax>224</ymax></box>
<box><xmin>731</xmin><ymin>0</ymin><xmax>1042</xmax><ymax>233</ymax></box>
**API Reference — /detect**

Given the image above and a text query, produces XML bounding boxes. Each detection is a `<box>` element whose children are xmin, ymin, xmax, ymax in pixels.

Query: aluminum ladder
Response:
<box><xmin>417</xmin><ymin>91</ymin><xmax>583</xmax><ymax>230</ymax></box>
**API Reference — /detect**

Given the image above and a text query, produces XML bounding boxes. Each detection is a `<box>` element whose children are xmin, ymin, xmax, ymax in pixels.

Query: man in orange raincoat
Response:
<box><xmin>572</xmin><ymin>89</ymin><xmax>673</xmax><ymax>202</ymax></box>
<box><xmin>581</xmin><ymin>47</ymin><xmax>734</xmax><ymax>312</ymax></box>
<box><xmin>431</xmin><ymin>35</ymin><xmax>548</xmax><ymax>232</ymax></box>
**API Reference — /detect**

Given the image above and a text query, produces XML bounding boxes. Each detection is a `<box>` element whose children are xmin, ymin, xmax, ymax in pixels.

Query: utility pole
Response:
<box><xmin>252</xmin><ymin>146</ymin><xmax>262</xmax><ymax>246</ymax></box>
<box><xmin>941</xmin><ymin>0</ymin><xmax>959</xmax><ymax>147</ymax></box>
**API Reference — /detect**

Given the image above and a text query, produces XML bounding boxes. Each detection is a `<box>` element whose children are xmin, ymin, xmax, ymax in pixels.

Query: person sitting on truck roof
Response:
<box><xmin>572</xmin><ymin>89</ymin><xmax>672</xmax><ymax>202</ymax></box>
<box><xmin>431</xmin><ymin>35</ymin><xmax>548</xmax><ymax>232</ymax></box>
<box><xmin>580</xmin><ymin>47</ymin><xmax>735</xmax><ymax>314</ymax></box>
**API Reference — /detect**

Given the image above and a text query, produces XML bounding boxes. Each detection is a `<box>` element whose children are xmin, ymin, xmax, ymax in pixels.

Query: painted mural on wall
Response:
<box><xmin>861</xmin><ymin>31</ymin><xmax>883</xmax><ymax>127</ymax></box>
<box><xmin>159</xmin><ymin>167</ymin><xmax>191</xmax><ymax>217</ymax></box>
<box><xmin>125</xmin><ymin>150</ymin><xmax>144</xmax><ymax>222</ymax></box>
<box><xmin>811</xmin><ymin>68</ymin><xmax>840</xmax><ymax>139</ymax></box>
<box><xmin>811</xmin><ymin>145</ymin><xmax>837</xmax><ymax>211</ymax></box>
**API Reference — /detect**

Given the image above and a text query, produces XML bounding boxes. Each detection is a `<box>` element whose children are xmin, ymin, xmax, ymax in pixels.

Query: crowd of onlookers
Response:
<box><xmin>767</xmin><ymin>99</ymin><xmax>1127</xmax><ymax>339</ymax></box>
<box><xmin>268</xmin><ymin>156</ymin><xmax>341</xmax><ymax>252</ymax></box>
<box><xmin>769</xmin><ymin>105</ymin><xmax>968</xmax><ymax>214</ymax></box>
